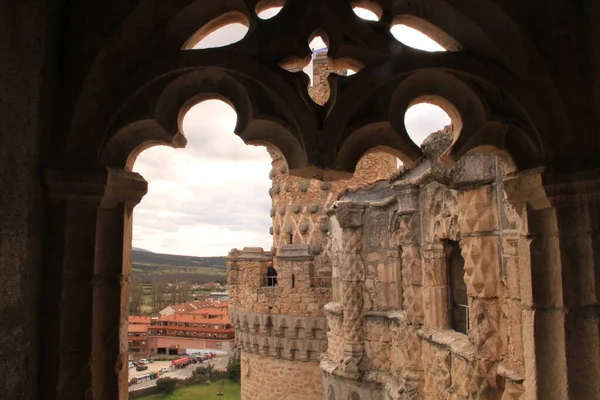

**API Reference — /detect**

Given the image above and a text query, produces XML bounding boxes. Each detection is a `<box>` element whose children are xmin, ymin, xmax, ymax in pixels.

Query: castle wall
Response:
<box><xmin>241</xmin><ymin>352</ymin><xmax>324</xmax><ymax>400</ymax></box>
<box><xmin>321</xmin><ymin>132</ymin><xmax>527</xmax><ymax>400</ymax></box>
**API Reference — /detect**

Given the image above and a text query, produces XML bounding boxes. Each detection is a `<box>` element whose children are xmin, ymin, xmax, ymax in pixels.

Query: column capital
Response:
<box><xmin>331</xmin><ymin>201</ymin><xmax>367</xmax><ymax>229</ymax></box>
<box><xmin>504</xmin><ymin>167</ymin><xmax>600</xmax><ymax>211</ymax></box>
<box><xmin>45</xmin><ymin>167</ymin><xmax>147</xmax><ymax>208</ymax></box>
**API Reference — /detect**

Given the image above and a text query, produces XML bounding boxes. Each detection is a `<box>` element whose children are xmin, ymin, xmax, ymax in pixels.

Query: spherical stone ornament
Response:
<box><xmin>291</xmin><ymin>203</ymin><xmax>302</xmax><ymax>214</ymax></box>
<box><xmin>275</xmin><ymin>225</ymin><xmax>281</xmax><ymax>234</ymax></box>
<box><xmin>285</xmin><ymin>181</ymin><xmax>293</xmax><ymax>192</ymax></box>
<box><xmin>299</xmin><ymin>222</ymin><xmax>310</xmax><ymax>234</ymax></box>
<box><xmin>320</xmin><ymin>217</ymin><xmax>330</xmax><ymax>233</ymax></box>
<box><xmin>284</xmin><ymin>224</ymin><xmax>293</xmax><ymax>234</ymax></box>
<box><xmin>273</xmin><ymin>184</ymin><xmax>281</xmax><ymax>195</ymax></box>
<box><xmin>278</xmin><ymin>205</ymin><xmax>286</xmax><ymax>215</ymax></box>
<box><xmin>279</xmin><ymin>164</ymin><xmax>288</xmax><ymax>174</ymax></box>
<box><xmin>299</xmin><ymin>180</ymin><xmax>310</xmax><ymax>192</ymax></box>
<box><xmin>269</xmin><ymin>168</ymin><xmax>277</xmax><ymax>179</ymax></box>
<box><xmin>311</xmin><ymin>244</ymin><xmax>323</xmax><ymax>255</ymax></box>
<box><xmin>320</xmin><ymin>182</ymin><xmax>332</xmax><ymax>191</ymax></box>
<box><xmin>308</xmin><ymin>203</ymin><xmax>320</xmax><ymax>214</ymax></box>
<box><xmin>270</xmin><ymin>207</ymin><xmax>276</xmax><ymax>217</ymax></box>
<box><xmin>269</xmin><ymin>227</ymin><xmax>274</xmax><ymax>235</ymax></box>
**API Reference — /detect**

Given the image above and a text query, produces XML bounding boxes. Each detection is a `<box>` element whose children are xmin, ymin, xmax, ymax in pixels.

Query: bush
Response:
<box><xmin>226</xmin><ymin>362</ymin><xmax>241</xmax><ymax>382</ymax></box>
<box><xmin>155</xmin><ymin>377</ymin><xmax>178</xmax><ymax>395</ymax></box>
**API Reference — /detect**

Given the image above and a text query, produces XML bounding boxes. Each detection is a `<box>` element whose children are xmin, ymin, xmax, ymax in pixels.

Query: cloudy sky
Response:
<box><xmin>131</xmin><ymin>7</ymin><xmax>450</xmax><ymax>257</ymax></box>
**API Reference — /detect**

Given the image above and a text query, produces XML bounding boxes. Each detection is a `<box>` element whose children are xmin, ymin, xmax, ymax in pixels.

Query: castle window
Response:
<box><xmin>446</xmin><ymin>240</ymin><xmax>468</xmax><ymax>334</ymax></box>
<box><xmin>265</xmin><ymin>261</ymin><xmax>278</xmax><ymax>286</ymax></box>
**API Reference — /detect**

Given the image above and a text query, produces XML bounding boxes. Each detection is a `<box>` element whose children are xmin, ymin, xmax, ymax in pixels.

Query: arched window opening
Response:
<box><xmin>129</xmin><ymin>99</ymin><xmax>272</xmax><ymax>360</ymax></box>
<box><xmin>189</xmin><ymin>22</ymin><xmax>249</xmax><ymax>49</ymax></box>
<box><xmin>390</xmin><ymin>24</ymin><xmax>446</xmax><ymax>52</ymax></box>
<box><xmin>352</xmin><ymin>7</ymin><xmax>379</xmax><ymax>21</ymax></box>
<box><xmin>446</xmin><ymin>240</ymin><xmax>468</xmax><ymax>334</ymax></box>
<box><xmin>257</xmin><ymin>7</ymin><xmax>283</xmax><ymax>19</ymax></box>
<box><xmin>404</xmin><ymin>103</ymin><xmax>452</xmax><ymax>147</ymax></box>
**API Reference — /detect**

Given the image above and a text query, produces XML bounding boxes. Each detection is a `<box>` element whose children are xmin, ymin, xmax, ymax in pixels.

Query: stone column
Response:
<box><xmin>505</xmin><ymin>168</ymin><xmax>600</xmax><ymax>399</ymax></box>
<box><xmin>91</xmin><ymin>168</ymin><xmax>147</xmax><ymax>400</ymax></box>
<box><xmin>42</xmin><ymin>168</ymin><xmax>147</xmax><ymax>400</ymax></box>
<box><xmin>457</xmin><ymin>185</ymin><xmax>505</xmax><ymax>357</ymax></box>
<box><xmin>334</xmin><ymin>202</ymin><xmax>367</xmax><ymax>378</ymax></box>
<box><xmin>422</xmin><ymin>243</ymin><xmax>449</xmax><ymax>329</ymax></box>
<box><xmin>393</xmin><ymin>184</ymin><xmax>424</xmax><ymax>389</ymax></box>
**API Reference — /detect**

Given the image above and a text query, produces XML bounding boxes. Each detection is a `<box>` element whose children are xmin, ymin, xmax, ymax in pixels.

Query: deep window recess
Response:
<box><xmin>446</xmin><ymin>240</ymin><xmax>468</xmax><ymax>334</ymax></box>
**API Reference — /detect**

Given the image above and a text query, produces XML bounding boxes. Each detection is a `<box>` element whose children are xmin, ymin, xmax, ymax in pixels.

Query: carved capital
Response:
<box><xmin>45</xmin><ymin>167</ymin><xmax>148</xmax><ymax>209</ymax></box>
<box><xmin>101</xmin><ymin>168</ymin><xmax>148</xmax><ymax>209</ymax></box>
<box><xmin>333</xmin><ymin>201</ymin><xmax>367</xmax><ymax>229</ymax></box>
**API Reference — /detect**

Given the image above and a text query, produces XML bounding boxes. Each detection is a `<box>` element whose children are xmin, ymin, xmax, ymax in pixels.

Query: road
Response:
<box><xmin>128</xmin><ymin>355</ymin><xmax>229</xmax><ymax>393</ymax></box>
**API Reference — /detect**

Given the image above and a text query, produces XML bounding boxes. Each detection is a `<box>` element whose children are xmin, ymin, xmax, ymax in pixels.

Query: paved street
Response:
<box><xmin>128</xmin><ymin>355</ymin><xmax>229</xmax><ymax>392</ymax></box>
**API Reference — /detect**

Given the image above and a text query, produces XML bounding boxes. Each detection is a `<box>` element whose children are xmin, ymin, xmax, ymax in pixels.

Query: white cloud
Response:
<box><xmin>133</xmin><ymin>100</ymin><xmax>273</xmax><ymax>256</ymax></box>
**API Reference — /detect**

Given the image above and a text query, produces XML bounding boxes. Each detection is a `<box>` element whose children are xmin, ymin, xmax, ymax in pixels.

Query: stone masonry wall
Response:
<box><xmin>320</xmin><ymin>130</ymin><xmax>527</xmax><ymax>400</ymax></box>
<box><xmin>241</xmin><ymin>352</ymin><xmax>324</xmax><ymax>400</ymax></box>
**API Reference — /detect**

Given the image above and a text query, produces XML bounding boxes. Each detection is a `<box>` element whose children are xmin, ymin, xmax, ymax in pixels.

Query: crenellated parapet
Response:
<box><xmin>229</xmin><ymin>309</ymin><xmax>327</xmax><ymax>362</ymax></box>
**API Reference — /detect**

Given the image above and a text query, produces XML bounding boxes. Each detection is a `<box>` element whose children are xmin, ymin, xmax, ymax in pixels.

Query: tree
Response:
<box><xmin>151</xmin><ymin>280</ymin><xmax>165</xmax><ymax>313</ymax></box>
<box><xmin>129</xmin><ymin>285</ymin><xmax>143</xmax><ymax>314</ymax></box>
<box><xmin>156</xmin><ymin>377</ymin><xmax>177</xmax><ymax>395</ymax></box>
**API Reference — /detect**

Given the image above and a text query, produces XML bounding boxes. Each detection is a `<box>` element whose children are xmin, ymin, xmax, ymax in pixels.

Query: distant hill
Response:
<box><xmin>131</xmin><ymin>249</ymin><xmax>227</xmax><ymax>283</ymax></box>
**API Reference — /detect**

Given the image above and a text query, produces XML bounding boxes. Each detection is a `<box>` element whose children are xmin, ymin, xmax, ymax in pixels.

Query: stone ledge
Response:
<box><xmin>276</xmin><ymin>244</ymin><xmax>313</xmax><ymax>261</ymax></box>
<box><xmin>227</xmin><ymin>247</ymin><xmax>270</xmax><ymax>261</ymax></box>
<box><xmin>364</xmin><ymin>310</ymin><xmax>404</xmax><ymax>322</ymax></box>
<box><xmin>417</xmin><ymin>328</ymin><xmax>475</xmax><ymax>361</ymax></box>
<box><xmin>497</xmin><ymin>362</ymin><xmax>525</xmax><ymax>383</ymax></box>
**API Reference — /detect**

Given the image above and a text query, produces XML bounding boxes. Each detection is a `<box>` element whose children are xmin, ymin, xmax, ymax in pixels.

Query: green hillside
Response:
<box><xmin>131</xmin><ymin>249</ymin><xmax>227</xmax><ymax>282</ymax></box>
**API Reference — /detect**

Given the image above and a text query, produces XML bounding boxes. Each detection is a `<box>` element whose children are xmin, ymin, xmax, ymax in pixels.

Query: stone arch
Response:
<box><xmin>181</xmin><ymin>10</ymin><xmax>250</xmax><ymax>50</ymax></box>
<box><xmin>100</xmin><ymin>68</ymin><xmax>307</xmax><ymax>171</ymax></box>
<box><xmin>391</xmin><ymin>15</ymin><xmax>462</xmax><ymax>51</ymax></box>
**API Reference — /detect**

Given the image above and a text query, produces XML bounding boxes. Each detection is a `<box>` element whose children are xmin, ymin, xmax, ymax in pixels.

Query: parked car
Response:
<box><xmin>136</xmin><ymin>365</ymin><xmax>148</xmax><ymax>372</ymax></box>
<box><xmin>159</xmin><ymin>367</ymin><xmax>169</xmax><ymax>373</ymax></box>
<box><xmin>138</xmin><ymin>359</ymin><xmax>148</xmax><ymax>364</ymax></box>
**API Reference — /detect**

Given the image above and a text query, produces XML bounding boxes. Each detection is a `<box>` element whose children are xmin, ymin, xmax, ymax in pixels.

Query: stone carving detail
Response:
<box><xmin>299</xmin><ymin>221</ymin><xmax>309</xmax><ymax>234</ymax></box>
<box><xmin>461</xmin><ymin>236</ymin><xmax>500</xmax><ymax>298</ymax></box>
<box><xmin>393</xmin><ymin>213</ymin><xmax>420</xmax><ymax>247</ymax></box>
<box><xmin>292</xmin><ymin>203</ymin><xmax>302</xmax><ymax>214</ymax></box>
<box><xmin>230</xmin><ymin>308</ymin><xmax>328</xmax><ymax>362</ymax></box>
<box><xmin>299</xmin><ymin>180</ymin><xmax>310</xmax><ymax>192</ymax></box>
<box><xmin>335</xmin><ymin>203</ymin><xmax>367</xmax><ymax>377</ymax></box>
<box><xmin>458</xmin><ymin>186</ymin><xmax>498</xmax><ymax>234</ymax></box>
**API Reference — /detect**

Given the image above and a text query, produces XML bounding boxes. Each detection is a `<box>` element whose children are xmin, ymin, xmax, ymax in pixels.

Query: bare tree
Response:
<box><xmin>129</xmin><ymin>285</ymin><xmax>143</xmax><ymax>314</ymax></box>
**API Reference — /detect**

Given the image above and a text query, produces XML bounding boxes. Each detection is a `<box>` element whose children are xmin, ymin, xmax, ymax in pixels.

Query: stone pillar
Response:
<box><xmin>43</xmin><ymin>168</ymin><xmax>147</xmax><ymax>400</ymax></box>
<box><xmin>504</xmin><ymin>168</ymin><xmax>600</xmax><ymax>399</ymax></box>
<box><xmin>335</xmin><ymin>202</ymin><xmax>367</xmax><ymax>378</ymax></box>
<box><xmin>458</xmin><ymin>185</ymin><xmax>505</xmax><ymax>358</ymax></box>
<box><xmin>91</xmin><ymin>169</ymin><xmax>147</xmax><ymax>400</ymax></box>
<box><xmin>422</xmin><ymin>243</ymin><xmax>450</xmax><ymax>329</ymax></box>
<box><xmin>393</xmin><ymin>184</ymin><xmax>424</xmax><ymax>389</ymax></box>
